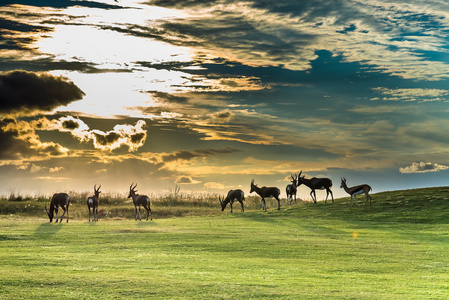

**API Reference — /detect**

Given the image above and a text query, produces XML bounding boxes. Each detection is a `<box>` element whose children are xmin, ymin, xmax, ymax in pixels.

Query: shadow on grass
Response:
<box><xmin>34</xmin><ymin>222</ymin><xmax>64</xmax><ymax>236</ymax></box>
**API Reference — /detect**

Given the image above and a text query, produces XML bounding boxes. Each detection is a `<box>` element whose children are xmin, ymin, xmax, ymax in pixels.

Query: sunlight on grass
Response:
<box><xmin>1</xmin><ymin>187</ymin><xmax>449</xmax><ymax>298</ymax></box>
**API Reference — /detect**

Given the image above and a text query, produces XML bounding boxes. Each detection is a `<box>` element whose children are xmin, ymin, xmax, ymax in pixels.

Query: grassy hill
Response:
<box><xmin>1</xmin><ymin>187</ymin><xmax>449</xmax><ymax>299</ymax></box>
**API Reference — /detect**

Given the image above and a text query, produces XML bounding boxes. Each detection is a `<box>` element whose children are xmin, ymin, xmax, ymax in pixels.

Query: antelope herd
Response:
<box><xmin>44</xmin><ymin>171</ymin><xmax>373</xmax><ymax>222</ymax></box>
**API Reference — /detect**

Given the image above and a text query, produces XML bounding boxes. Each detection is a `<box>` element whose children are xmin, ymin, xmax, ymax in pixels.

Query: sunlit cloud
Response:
<box><xmin>34</xmin><ymin>116</ymin><xmax>148</xmax><ymax>152</ymax></box>
<box><xmin>175</xmin><ymin>175</ymin><xmax>201</xmax><ymax>184</ymax></box>
<box><xmin>4</xmin><ymin>0</ymin><xmax>449</xmax><ymax>196</ymax></box>
<box><xmin>0</xmin><ymin>117</ymin><xmax>70</xmax><ymax>162</ymax></box>
<box><xmin>399</xmin><ymin>162</ymin><xmax>449</xmax><ymax>174</ymax></box>
<box><xmin>372</xmin><ymin>87</ymin><xmax>449</xmax><ymax>102</ymax></box>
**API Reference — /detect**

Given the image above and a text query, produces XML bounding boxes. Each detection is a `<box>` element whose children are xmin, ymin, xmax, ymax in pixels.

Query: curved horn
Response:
<box><xmin>291</xmin><ymin>174</ymin><xmax>295</xmax><ymax>180</ymax></box>
<box><xmin>218</xmin><ymin>195</ymin><xmax>222</xmax><ymax>204</ymax></box>
<box><xmin>94</xmin><ymin>184</ymin><xmax>97</xmax><ymax>192</ymax></box>
<box><xmin>96</xmin><ymin>184</ymin><xmax>101</xmax><ymax>192</ymax></box>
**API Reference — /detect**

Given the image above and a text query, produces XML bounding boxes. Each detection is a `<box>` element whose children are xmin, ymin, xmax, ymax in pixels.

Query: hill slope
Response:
<box><xmin>1</xmin><ymin>187</ymin><xmax>449</xmax><ymax>299</ymax></box>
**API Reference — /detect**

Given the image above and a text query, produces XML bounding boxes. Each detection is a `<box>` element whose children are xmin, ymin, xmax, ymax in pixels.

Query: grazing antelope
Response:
<box><xmin>340</xmin><ymin>178</ymin><xmax>372</xmax><ymax>207</ymax></box>
<box><xmin>250</xmin><ymin>179</ymin><xmax>281</xmax><ymax>211</ymax></box>
<box><xmin>219</xmin><ymin>189</ymin><xmax>245</xmax><ymax>213</ymax></box>
<box><xmin>45</xmin><ymin>193</ymin><xmax>70</xmax><ymax>223</ymax></box>
<box><xmin>128</xmin><ymin>183</ymin><xmax>152</xmax><ymax>221</ymax></box>
<box><xmin>297</xmin><ymin>171</ymin><xmax>333</xmax><ymax>204</ymax></box>
<box><xmin>286</xmin><ymin>173</ymin><xmax>299</xmax><ymax>205</ymax></box>
<box><xmin>87</xmin><ymin>184</ymin><xmax>101</xmax><ymax>222</ymax></box>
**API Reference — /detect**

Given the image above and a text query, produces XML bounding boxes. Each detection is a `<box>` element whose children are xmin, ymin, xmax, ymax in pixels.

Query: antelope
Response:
<box><xmin>219</xmin><ymin>189</ymin><xmax>245</xmax><ymax>213</ymax></box>
<box><xmin>250</xmin><ymin>179</ymin><xmax>281</xmax><ymax>211</ymax></box>
<box><xmin>286</xmin><ymin>173</ymin><xmax>299</xmax><ymax>205</ymax></box>
<box><xmin>128</xmin><ymin>183</ymin><xmax>152</xmax><ymax>221</ymax></box>
<box><xmin>340</xmin><ymin>178</ymin><xmax>372</xmax><ymax>207</ymax></box>
<box><xmin>45</xmin><ymin>193</ymin><xmax>70</xmax><ymax>223</ymax></box>
<box><xmin>87</xmin><ymin>184</ymin><xmax>101</xmax><ymax>222</ymax></box>
<box><xmin>297</xmin><ymin>171</ymin><xmax>333</xmax><ymax>204</ymax></box>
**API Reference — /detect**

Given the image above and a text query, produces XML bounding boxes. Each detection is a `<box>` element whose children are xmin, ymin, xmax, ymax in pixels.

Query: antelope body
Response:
<box><xmin>297</xmin><ymin>171</ymin><xmax>333</xmax><ymax>204</ymax></box>
<box><xmin>340</xmin><ymin>178</ymin><xmax>372</xmax><ymax>207</ymax></box>
<box><xmin>128</xmin><ymin>183</ymin><xmax>152</xmax><ymax>221</ymax></box>
<box><xmin>286</xmin><ymin>173</ymin><xmax>299</xmax><ymax>205</ymax></box>
<box><xmin>219</xmin><ymin>189</ymin><xmax>245</xmax><ymax>213</ymax></box>
<box><xmin>250</xmin><ymin>179</ymin><xmax>281</xmax><ymax>211</ymax></box>
<box><xmin>45</xmin><ymin>193</ymin><xmax>70</xmax><ymax>223</ymax></box>
<box><xmin>87</xmin><ymin>184</ymin><xmax>101</xmax><ymax>222</ymax></box>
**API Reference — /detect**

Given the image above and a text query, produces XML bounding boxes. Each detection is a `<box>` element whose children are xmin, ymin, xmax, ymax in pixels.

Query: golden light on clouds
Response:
<box><xmin>3</xmin><ymin>0</ymin><xmax>449</xmax><ymax>197</ymax></box>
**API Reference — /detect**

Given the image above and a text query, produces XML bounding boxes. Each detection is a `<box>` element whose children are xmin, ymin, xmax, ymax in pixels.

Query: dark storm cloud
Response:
<box><xmin>0</xmin><ymin>117</ymin><xmax>68</xmax><ymax>160</ymax></box>
<box><xmin>147</xmin><ymin>0</ymin><xmax>357</xmax><ymax>24</ymax></box>
<box><xmin>130</xmin><ymin>132</ymin><xmax>146</xmax><ymax>144</ymax></box>
<box><xmin>37</xmin><ymin>142</ymin><xmax>68</xmax><ymax>157</ymax></box>
<box><xmin>0</xmin><ymin>118</ymin><xmax>31</xmax><ymax>160</ymax></box>
<box><xmin>61</xmin><ymin>119</ymin><xmax>80</xmax><ymax>130</ymax></box>
<box><xmin>161</xmin><ymin>147</ymin><xmax>240</xmax><ymax>163</ymax></box>
<box><xmin>92</xmin><ymin>132</ymin><xmax>121</xmax><ymax>147</ymax></box>
<box><xmin>0</xmin><ymin>17</ymin><xmax>49</xmax><ymax>33</ymax></box>
<box><xmin>1</xmin><ymin>0</ymin><xmax>123</xmax><ymax>9</ymax></box>
<box><xmin>0</xmin><ymin>70</ymin><xmax>85</xmax><ymax>114</ymax></box>
<box><xmin>0</xmin><ymin>17</ymin><xmax>51</xmax><ymax>53</ymax></box>
<box><xmin>210</xmin><ymin>110</ymin><xmax>233</xmax><ymax>122</ymax></box>
<box><xmin>0</xmin><ymin>57</ymin><xmax>133</xmax><ymax>74</ymax></box>
<box><xmin>149</xmin><ymin>91</ymin><xmax>189</xmax><ymax>104</ymax></box>
<box><xmin>158</xmin><ymin>15</ymin><xmax>312</xmax><ymax>61</ymax></box>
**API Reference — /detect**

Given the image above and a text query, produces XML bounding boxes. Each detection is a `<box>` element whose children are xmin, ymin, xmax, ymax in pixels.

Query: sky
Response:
<box><xmin>2</xmin><ymin>0</ymin><xmax>449</xmax><ymax>201</ymax></box>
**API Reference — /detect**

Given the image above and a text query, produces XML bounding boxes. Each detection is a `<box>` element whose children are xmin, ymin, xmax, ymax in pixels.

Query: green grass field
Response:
<box><xmin>1</xmin><ymin>187</ymin><xmax>449</xmax><ymax>299</ymax></box>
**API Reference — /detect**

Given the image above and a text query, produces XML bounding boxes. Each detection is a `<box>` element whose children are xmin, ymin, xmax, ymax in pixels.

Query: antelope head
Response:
<box><xmin>250</xmin><ymin>179</ymin><xmax>257</xmax><ymax>193</ymax></box>
<box><xmin>218</xmin><ymin>195</ymin><xmax>226</xmax><ymax>211</ymax></box>
<box><xmin>291</xmin><ymin>173</ymin><xmax>298</xmax><ymax>186</ymax></box>
<box><xmin>297</xmin><ymin>171</ymin><xmax>304</xmax><ymax>186</ymax></box>
<box><xmin>340</xmin><ymin>177</ymin><xmax>346</xmax><ymax>188</ymax></box>
<box><xmin>45</xmin><ymin>205</ymin><xmax>53</xmax><ymax>222</ymax></box>
<box><xmin>128</xmin><ymin>183</ymin><xmax>137</xmax><ymax>198</ymax></box>
<box><xmin>94</xmin><ymin>184</ymin><xmax>101</xmax><ymax>198</ymax></box>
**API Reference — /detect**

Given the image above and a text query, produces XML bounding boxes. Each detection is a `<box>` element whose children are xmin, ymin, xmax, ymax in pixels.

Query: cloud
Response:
<box><xmin>399</xmin><ymin>162</ymin><xmax>449</xmax><ymax>174</ymax></box>
<box><xmin>0</xmin><ymin>117</ymin><xmax>69</xmax><ymax>161</ymax></box>
<box><xmin>0</xmin><ymin>70</ymin><xmax>85</xmax><ymax>115</ymax></box>
<box><xmin>34</xmin><ymin>116</ymin><xmax>148</xmax><ymax>152</ymax></box>
<box><xmin>208</xmin><ymin>110</ymin><xmax>234</xmax><ymax>123</ymax></box>
<box><xmin>136</xmin><ymin>0</ymin><xmax>449</xmax><ymax>81</ymax></box>
<box><xmin>159</xmin><ymin>147</ymin><xmax>241</xmax><ymax>163</ymax></box>
<box><xmin>203</xmin><ymin>182</ymin><xmax>225</xmax><ymax>190</ymax></box>
<box><xmin>49</xmin><ymin>166</ymin><xmax>64</xmax><ymax>173</ymax></box>
<box><xmin>175</xmin><ymin>175</ymin><xmax>201</xmax><ymax>184</ymax></box>
<box><xmin>149</xmin><ymin>91</ymin><xmax>189</xmax><ymax>104</ymax></box>
<box><xmin>1</xmin><ymin>0</ymin><xmax>123</xmax><ymax>9</ymax></box>
<box><xmin>372</xmin><ymin>87</ymin><xmax>449</xmax><ymax>102</ymax></box>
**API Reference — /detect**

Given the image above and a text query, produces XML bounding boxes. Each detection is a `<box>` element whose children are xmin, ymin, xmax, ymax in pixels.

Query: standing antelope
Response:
<box><xmin>128</xmin><ymin>183</ymin><xmax>152</xmax><ymax>221</ymax></box>
<box><xmin>87</xmin><ymin>184</ymin><xmax>101</xmax><ymax>222</ymax></box>
<box><xmin>45</xmin><ymin>193</ymin><xmax>70</xmax><ymax>223</ymax></box>
<box><xmin>250</xmin><ymin>179</ymin><xmax>281</xmax><ymax>211</ymax></box>
<box><xmin>219</xmin><ymin>189</ymin><xmax>245</xmax><ymax>213</ymax></box>
<box><xmin>297</xmin><ymin>171</ymin><xmax>333</xmax><ymax>204</ymax></box>
<box><xmin>340</xmin><ymin>178</ymin><xmax>372</xmax><ymax>207</ymax></box>
<box><xmin>286</xmin><ymin>173</ymin><xmax>299</xmax><ymax>205</ymax></box>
